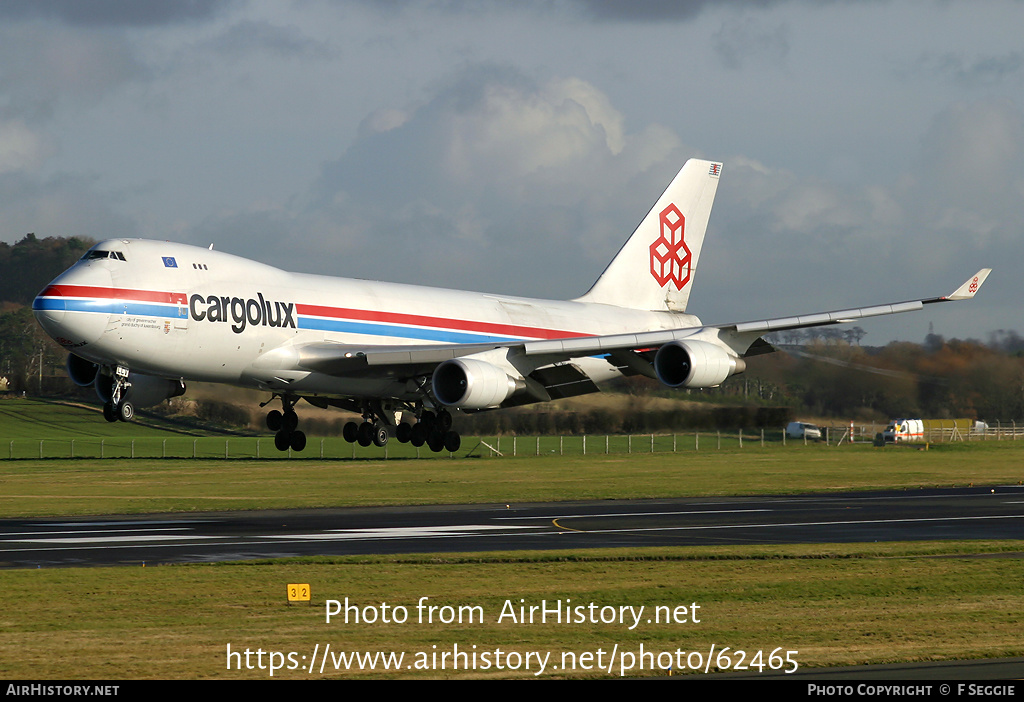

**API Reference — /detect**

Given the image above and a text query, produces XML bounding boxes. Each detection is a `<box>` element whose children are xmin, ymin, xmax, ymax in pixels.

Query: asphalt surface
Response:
<box><xmin>3</xmin><ymin>485</ymin><xmax>1023</xmax><ymax>568</ymax></box>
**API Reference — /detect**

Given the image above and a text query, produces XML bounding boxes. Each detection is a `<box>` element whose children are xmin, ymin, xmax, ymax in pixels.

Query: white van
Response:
<box><xmin>883</xmin><ymin>418</ymin><xmax>924</xmax><ymax>442</ymax></box>
<box><xmin>786</xmin><ymin>421</ymin><xmax>822</xmax><ymax>440</ymax></box>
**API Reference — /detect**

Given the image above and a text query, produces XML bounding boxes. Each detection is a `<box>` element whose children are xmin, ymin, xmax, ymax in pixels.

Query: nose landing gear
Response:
<box><xmin>102</xmin><ymin>366</ymin><xmax>134</xmax><ymax>423</ymax></box>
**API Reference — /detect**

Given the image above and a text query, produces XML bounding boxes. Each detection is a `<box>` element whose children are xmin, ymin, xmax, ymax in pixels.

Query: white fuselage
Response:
<box><xmin>34</xmin><ymin>239</ymin><xmax>702</xmax><ymax>401</ymax></box>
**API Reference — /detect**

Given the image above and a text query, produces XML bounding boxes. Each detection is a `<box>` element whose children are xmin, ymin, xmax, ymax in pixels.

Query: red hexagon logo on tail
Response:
<box><xmin>649</xmin><ymin>203</ymin><xmax>691</xmax><ymax>290</ymax></box>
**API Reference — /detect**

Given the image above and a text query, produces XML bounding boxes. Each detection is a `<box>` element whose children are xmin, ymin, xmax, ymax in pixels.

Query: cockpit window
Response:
<box><xmin>81</xmin><ymin>250</ymin><xmax>126</xmax><ymax>261</ymax></box>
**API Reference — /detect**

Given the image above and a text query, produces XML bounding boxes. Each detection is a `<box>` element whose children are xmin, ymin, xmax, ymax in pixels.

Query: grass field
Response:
<box><xmin>0</xmin><ymin>397</ymin><xmax>244</xmax><ymax>441</ymax></box>
<box><xmin>2</xmin><ymin>440</ymin><xmax>1023</xmax><ymax>517</ymax></box>
<box><xmin>1</xmin><ymin>397</ymin><xmax>1023</xmax><ymax>679</ymax></box>
<box><xmin>2</xmin><ymin>544</ymin><xmax>1022</xmax><ymax>679</ymax></box>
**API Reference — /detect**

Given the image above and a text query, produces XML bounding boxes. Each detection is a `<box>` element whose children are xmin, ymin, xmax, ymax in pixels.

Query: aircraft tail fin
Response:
<box><xmin>576</xmin><ymin>158</ymin><xmax>721</xmax><ymax>312</ymax></box>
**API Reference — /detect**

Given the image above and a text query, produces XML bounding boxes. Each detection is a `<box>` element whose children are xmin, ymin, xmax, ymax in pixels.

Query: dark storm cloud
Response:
<box><xmin>713</xmin><ymin>16</ymin><xmax>789</xmax><ymax>69</ymax></box>
<box><xmin>570</xmin><ymin>0</ymin><xmax>784</xmax><ymax>22</ymax></box>
<box><xmin>203</xmin><ymin>20</ymin><xmax>335</xmax><ymax>60</ymax></box>
<box><xmin>0</xmin><ymin>0</ymin><xmax>236</xmax><ymax>27</ymax></box>
<box><xmin>0</xmin><ymin>24</ymin><xmax>146</xmax><ymax>121</ymax></box>
<box><xmin>340</xmin><ymin>0</ymin><xmax>863</xmax><ymax>24</ymax></box>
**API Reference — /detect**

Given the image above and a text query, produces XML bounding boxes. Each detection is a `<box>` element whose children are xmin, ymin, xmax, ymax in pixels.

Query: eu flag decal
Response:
<box><xmin>162</xmin><ymin>256</ymin><xmax>178</xmax><ymax>268</ymax></box>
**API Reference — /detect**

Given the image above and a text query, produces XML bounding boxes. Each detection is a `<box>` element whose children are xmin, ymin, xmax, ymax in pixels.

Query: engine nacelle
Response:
<box><xmin>94</xmin><ymin>368</ymin><xmax>186</xmax><ymax>408</ymax></box>
<box><xmin>432</xmin><ymin>358</ymin><xmax>520</xmax><ymax>409</ymax></box>
<box><xmin>653</xmin><ymin>340</ymin><xmax>746</xmax><ymax>389</ymax></box>
<box><xmin>66</xmin><ymin>354</ymin><xmax>100</xmax><ymax>387</ymax></box>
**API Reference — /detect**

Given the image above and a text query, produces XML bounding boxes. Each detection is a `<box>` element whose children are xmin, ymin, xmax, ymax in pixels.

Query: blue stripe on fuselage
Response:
<box><xmin>297</xmin><ymin>316</ymin><xmax>520</xmax><ymax>344</ymax></box>
<box><xmin>33</xmin><ymin>297</ymin><xmax>186</xmax><ymax>318</ymax></box>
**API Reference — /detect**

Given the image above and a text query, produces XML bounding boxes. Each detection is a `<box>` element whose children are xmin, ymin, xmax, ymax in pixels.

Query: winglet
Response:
<box><xmin>946</xmin><ymin>269</ymin><xmax>991</xmax><ymax>300</ymax></box>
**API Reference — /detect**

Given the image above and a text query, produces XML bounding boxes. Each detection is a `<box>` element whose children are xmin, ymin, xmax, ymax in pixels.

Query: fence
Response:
<box><xmin>822</xmin><ymin>421</ymin><xmax>1024</xmax><ymax>444</ymax></box>
<box><xmin>2</xmin><ymin>429</ymin><xmax>790</xmax><ymax>460</ymax></box>
<box><xmin>3</xmin><ymin>422</ymin><xmax>1020</xmax><ymax>460</ymax></box>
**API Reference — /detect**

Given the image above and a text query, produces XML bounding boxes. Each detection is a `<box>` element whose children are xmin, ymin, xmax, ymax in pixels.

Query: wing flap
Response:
<box><xmin>295</xmin><ymin>341</ymin><xmax>505</xmax><ymax>375</ymax></box>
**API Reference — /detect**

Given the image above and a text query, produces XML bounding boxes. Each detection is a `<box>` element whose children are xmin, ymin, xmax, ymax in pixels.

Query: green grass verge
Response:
<box><xmin>2</xmin><ymin>441</ymin><xmax>1023</xmax><ymax>517</ymax></box>
<box><xmin>2</xmin><ymin>543</ymin><xmax>1022</xmax><ymax>679</ymax></box>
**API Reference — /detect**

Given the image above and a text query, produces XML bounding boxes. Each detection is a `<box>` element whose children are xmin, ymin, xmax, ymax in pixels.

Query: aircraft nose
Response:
<box><xmin>33</xmin><ymin>265</ymin><xmax>113</xmax><ymax>348</ymax></box>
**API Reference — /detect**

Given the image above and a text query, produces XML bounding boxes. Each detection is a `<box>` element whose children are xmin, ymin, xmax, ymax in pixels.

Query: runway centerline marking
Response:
<box><xmin>2</xmin><ymin>527</ymin><xmax>194</xmax><ymax>538</ymax></box>
<box><xmin>12</xmin><ymin>535</ymin><xmax>216</xmax><ymax>544</ymax></box>
<box><xmin>265</xmin><ymin>524</ymin><xmax>540</xmax><ymax>540</ymax></box>
<box><xmin>498</xmin><ymin>509</ymin><xmax>770</xmax><ymax>520</ymax></box>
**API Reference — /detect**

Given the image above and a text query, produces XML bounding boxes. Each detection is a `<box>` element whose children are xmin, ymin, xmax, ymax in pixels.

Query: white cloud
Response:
<box><xmin>220</xmin><ymin>70</ymin><xmax>691</xmax><ymax>297</ymax></box>
<box><xmin>440</xmin><ymin>76</ymin><xmax>629</xmax><ymax>187</ymax></box>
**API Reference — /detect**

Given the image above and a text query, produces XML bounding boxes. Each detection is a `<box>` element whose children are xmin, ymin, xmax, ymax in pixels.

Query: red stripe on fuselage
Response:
<box><xmin>297</xmin><ymin>303</ymin><xmax>587</xmax><ymax>340</ymax></box>
<box><xmin>38</xmin><ymin>286</ymin><xmax>587</xmax><ymax>340</ymax></box>
<box><xmin>39</xmin><ymin>285</ymin><xmax>186</xmax><ymax>305</ymax></box>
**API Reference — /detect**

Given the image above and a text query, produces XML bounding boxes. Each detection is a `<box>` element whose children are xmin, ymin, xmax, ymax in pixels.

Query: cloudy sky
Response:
<box><xmin>2</xmin><ymin>0</ymin><xmax>1021</xmax><ymax>344</ymax></box>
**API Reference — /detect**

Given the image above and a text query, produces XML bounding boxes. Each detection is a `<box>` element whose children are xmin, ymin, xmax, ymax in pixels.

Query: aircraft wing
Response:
<box><xmin>724</xmin><ymin>268</ymin><xmax>992</xmax><ymax>336</ymax></box>
<box><xmin>522</xmin><ymin>268</ymin><xmax>992</xmax><ymax>357</ymax></box>
<box><xmin>294</xmin><ymin>269</ymin><xmax>991</xmax><ymax>376</ymax></box>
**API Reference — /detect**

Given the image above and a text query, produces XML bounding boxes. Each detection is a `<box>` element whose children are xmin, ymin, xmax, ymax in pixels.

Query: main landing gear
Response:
<box><xmin>264</xmin><ymin>395</ymin><xmax>307</xmax><ymax>452</ymax></box>
<box><xmin>262</xmin><ymin>396</ymin><xmax>462</xmax><ymax>454</ymax></box>
<box><xmin>342</xmin><ymin>407</ymin><xmax>461</xmax><ymax>453</ymax></box>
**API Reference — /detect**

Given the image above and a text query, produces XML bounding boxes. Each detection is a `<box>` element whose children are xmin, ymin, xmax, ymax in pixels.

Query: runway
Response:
<box><xmin>3</xmin><ymin>485</ymin><xmax>1024</xmax><ymax>568</ymax></box>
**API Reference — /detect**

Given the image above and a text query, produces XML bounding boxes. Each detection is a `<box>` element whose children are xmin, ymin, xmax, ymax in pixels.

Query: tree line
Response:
<box><xmin>0</xmin><ymin>234</ymin><xmax>94</xmax><ymax>393</ymax></box>
<box><xmin>712</xmin><ymin>331</ymin><xmax>1024</xmax><ymax>422</ymax></box>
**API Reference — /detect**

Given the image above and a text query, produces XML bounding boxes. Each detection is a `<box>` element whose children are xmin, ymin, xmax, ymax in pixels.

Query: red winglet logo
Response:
<box><xmin>649</xmin><ymin>203</ymin><xmax>691</xmax><ymax>290</ymax></box>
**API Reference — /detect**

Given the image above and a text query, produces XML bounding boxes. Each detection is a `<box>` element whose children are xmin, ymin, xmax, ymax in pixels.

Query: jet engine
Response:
<box><xmin>432</xmin><ymin>357</ymin><xmax>522</xmax><ymax>409</ymax></box>
<box><xmin>653</xmin><ymin>340</ymin><xmax>746</xmax><ymax>389</ymax></box>
<box><xmin>66</xmin><ymin>353</ymin><xmax>100</xmax><ymax>387</ymax></box>
<box><xmin>93</xmin><ymin>366</ymin><xmax>186</xmax><ymax>408</ymax></box>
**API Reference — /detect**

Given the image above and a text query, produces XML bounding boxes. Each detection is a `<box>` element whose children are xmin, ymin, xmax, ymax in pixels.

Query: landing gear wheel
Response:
<box><xmin>290</xmin><ymin>430</ymin><xmax>307</xmax><ymax>452</ymax></box>
<box><xmin>443</xmin><ymin>430</ymin><xmax>461</xmax><ymax>453</ymax></box>
<box><xmin>274</xmin><ymin>430</ymin><xmax>291</xmax><ymax>451</ymax></box>
<box><xmin>410</xmin><ymin>423</ymin><xmax>427</xmax><ymax>447</ymax></box>
<box><xmin>372</xmin><ymin>424</ymin><xmax>389</xmax><ymax>447</ymax></box>
<box><xmin>343</xmin><ymin>421</ymin><xmax>359</xmax><ymax>443</ymax></box>
<box><xmin>437</xmin><ymin>409</ymin><xmax>453</xmax><ymax>432</ymax></box>
<box><xmin>427</xmin><ymin>430</ymin><xmax>445</xmax><ymax>453</ymax></box>
<box><xmin>102</xmin><ymin>402</ymin><xmax>118</xmax><ymax>423</ymax></box>
<box><xmin>396</xmin><ymin>422</ymin><xmax>412</xmax><ymax>443</ymax></box>
<box><xmin>117</xmin><ymin>401</ymin><xmax>134</xmax><ymax>422</ymax></box>
<box><xmin>282</xmin><ymin>410</ymin><xmax>298</xmax><ymax>432</ymax></box>
<box><xmin>266</xmin><ymin>410</ymin><xmax>283</xmax><ymax>431</ymax></box>
<box><xmin>357</xmin><ymin>422</ymin><xmax>374</xmax><ymax>447</ymax></box>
